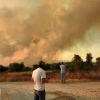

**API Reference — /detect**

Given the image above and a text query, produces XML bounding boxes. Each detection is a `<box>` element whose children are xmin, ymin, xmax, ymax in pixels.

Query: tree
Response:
<box><xmin>72</xmin><ymin>54</ymin><xmax>83</xmax><ymax>71</ymax></box>
<box><xmin>32</xmin><ymin>64</ymin><xmax>38</xmax><ymax>70</ymax></box>
<box><xmin>50</xmin><ymin>63</ymin><xmax>60</xmax><ymax>71</ymax></box>
<box><xmin>96</xmin><ymin>57</ymin><xmax>100</xmax><ymax>70</ymax></box>
<box><xmin>24</xmin><ymin>66</ymin><xmax>31</xmax><ymax>71</ymax></box>
<box><xmin>44</xmin><ymin>63</ymin><xmax>51</xmax><ymax>70</ymax></box>
<box><xmin>85</xmin><ymin>53</ymin><xmax>93</xmax><ymax>71</ymax></box>
<box><xmin>9</xmin><ymin>63</ymin><xmax>16</xmax><ymax>72</ymax></box>
<box><xmin>19</xmin><ymin>62</ymin><xmax>25</xmax><ymax>71</ymax></box>
<box><xmin>86</xmin><ymin>53</ymin><xmax>93</xmax><ymax>64</ymax></box>
<box><xmin>0</xmin><ymin>65</ymin><xmax>8</xmax><ymax>72</ymax></box>
<box><xmin>65</xmin><ymin>62</ymin><xmax>75</xmax><ymax>72</ymax></box>
<box><xmin>96</xmin><ymin>57</ymin><xmax>100</xmax><ymax>66</ymax></box>
<box><xmin>9</xmin><ymin>62</ymin><xmax>25</xmax><ymax>72</ymax></box>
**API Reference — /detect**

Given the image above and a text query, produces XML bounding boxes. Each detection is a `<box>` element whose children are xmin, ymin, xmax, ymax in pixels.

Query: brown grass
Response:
<box><xmin>67</xmin><ymin>71</ymin><xmax>100</xmax><ymax>81</ymax></box>
<box><xmin>0</xmin><ymin>71</ymin><xmax>100</xmax><ymax>82</ymax></box>
<box><xmin>0</xmin><ymin>72</ymin><xmax>32</xmax><ymax>82</ymax></box>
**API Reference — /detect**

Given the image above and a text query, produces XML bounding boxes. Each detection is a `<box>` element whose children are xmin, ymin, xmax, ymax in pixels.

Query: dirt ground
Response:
<box><xmin>0</xmin><ymin>82</ymin><xmax>100</xmax><ymax>100</ymax></box>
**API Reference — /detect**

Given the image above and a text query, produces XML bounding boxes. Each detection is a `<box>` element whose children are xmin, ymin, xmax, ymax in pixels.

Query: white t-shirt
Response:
<box><xmin>32</xmin><ymin>68</ymin><xmax>46</xmax><ymax>91</ymax></box>
<box><xmin>60</xmin><ymin>64</ymin><xmax>66</xmax><ymax>74</ymax></box>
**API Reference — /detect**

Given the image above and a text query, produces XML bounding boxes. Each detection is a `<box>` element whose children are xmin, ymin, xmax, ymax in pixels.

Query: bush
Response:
<box><xmin>50</xmin><ymin>63</ymin><xmax>60</xmax><ymax>71</ymax></box>
<box><xmin>0</xmin><ymin>65</ymin><xmax>8</xmax><ymax>72</ymax></box>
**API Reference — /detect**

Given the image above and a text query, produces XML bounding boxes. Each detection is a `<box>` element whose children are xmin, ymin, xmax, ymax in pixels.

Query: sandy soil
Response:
<box><xmin>0</xmin><ymin>82</ymin><xmax>100</xmax><ymax>100</ymax></box>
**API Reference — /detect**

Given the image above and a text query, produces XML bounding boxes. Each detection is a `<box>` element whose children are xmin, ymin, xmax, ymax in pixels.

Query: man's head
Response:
<box><xmin>38</xmin><ymin>61</ymin><xmax>45</xmax><ymax>69</ymax></box>
<box><xmin>61</xmin><ymin>62</ymin><xmax>64</xmax><ymax>64</ymax></box>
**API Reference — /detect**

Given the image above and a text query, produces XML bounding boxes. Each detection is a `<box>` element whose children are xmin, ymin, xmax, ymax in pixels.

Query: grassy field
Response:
<box><xmin>0</xmin><ymin>71</ymin><xmax>100</xmax><ymax>82</ymax></box>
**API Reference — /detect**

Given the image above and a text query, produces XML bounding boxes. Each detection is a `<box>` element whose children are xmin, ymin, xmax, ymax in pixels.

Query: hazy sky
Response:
<box><xmin>0</xmin><ymin>0</ymin><xmax>100</xmax><ymax>66</ymax></box>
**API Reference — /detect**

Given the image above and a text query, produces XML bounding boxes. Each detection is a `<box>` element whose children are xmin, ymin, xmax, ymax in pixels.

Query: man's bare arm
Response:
<box><xmin>31</xmin><ymin>78</ymin><xmax>34</xmax><ymax>82</ymax></box>
<box><xmin>41</xmin><ymin>78</ymin><xmax>48</xmax><ymax>83</ymax></box>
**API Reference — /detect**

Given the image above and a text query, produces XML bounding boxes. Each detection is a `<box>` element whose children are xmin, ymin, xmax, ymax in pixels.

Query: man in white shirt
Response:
<box><xmin>60</xmin><ymin>62</ymin><xmax>66</xmax><ymax>83</ymax></box>
<box><xmin>32</xmin><ymin>61</ymin><xmax>48</xmax><ymax>100</ymax></box>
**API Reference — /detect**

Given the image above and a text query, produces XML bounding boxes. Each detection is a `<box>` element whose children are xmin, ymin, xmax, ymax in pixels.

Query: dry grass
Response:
<box><xmin>0</xmin><ymin>72</ymin><xmax>32</xmax><ymax>82</ymax></box>
<box><xmin>0</xmin><ymin>71</ymin><xmax>100</xmax><ymax>82</ymax></box>
<box><xmin>67</xmin><ymin>71</ymin><xmax>100</xmax><ymax>81</ymax></box>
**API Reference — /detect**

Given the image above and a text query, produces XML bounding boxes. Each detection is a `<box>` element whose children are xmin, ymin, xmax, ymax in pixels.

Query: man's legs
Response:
<box><xmin>61</xmin><ymin>73</ymin><xmax>66</xmax><ymax>83</ymax></box>
<box><xmin>61</xmin><ymin>73</ymin><xmax>63</xmax><ymax>83</ymax></box>
<box><xmin>63</xmin><ymin>73</ymin><xmax>66</xmax><ymax>83</ymax></box>
<box><xmin>38</xmin><ymin>90</ymin><xmax>45</xmax><ymax>100</ymax></box>
<box><xmin>34</xmin><ymin>92</ymin><xmax>39</xmax><ymax>100</ymax></box>
<box><xmin>34</xmin><ymin>90</ymin><xmax>45</xmax><ymax>100</ymax></box>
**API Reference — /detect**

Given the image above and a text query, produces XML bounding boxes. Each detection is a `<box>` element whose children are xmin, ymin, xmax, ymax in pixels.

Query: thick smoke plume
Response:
<box><xmin>0</xmin><ymin>0</ymin><xmax>100</xmax><ymax>66</ymax></box>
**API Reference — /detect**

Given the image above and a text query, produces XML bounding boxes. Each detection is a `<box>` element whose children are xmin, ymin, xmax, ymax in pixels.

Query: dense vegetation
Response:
<box><xmin>0</xmin><ymin>53</ymin><xmax>100</xmax><ymax>73</ymax></box>
<box><xmin>0</xmin><ymin>53</ymin><xmax>100</xmax><ymax>82</ymax></box>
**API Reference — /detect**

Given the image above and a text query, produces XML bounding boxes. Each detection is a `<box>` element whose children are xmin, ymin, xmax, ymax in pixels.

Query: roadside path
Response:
<box><xmin>0</xmin><ymin>82</ymin><xmax>100</xmax><ymax>100</ymax></box>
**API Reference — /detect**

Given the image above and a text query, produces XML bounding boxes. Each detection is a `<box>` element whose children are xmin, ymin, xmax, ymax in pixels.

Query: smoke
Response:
<box><xmin>0</xmin><ymin>0</ymin><xmax>100</xmax><ymax>66</ymax></box>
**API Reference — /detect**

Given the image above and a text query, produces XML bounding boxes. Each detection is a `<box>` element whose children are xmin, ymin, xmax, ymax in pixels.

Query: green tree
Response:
<box><xmin>32</xmin><ymin>64</ymin><xmax>38</xmax><ymax>70</ymax></box>
<box><xmin>9</xmin><ymin>63</ymin><xmax>16</xmax><ymax>72</ymax></box>
<box><xmin>50</xmin><ymin>63</ymin><xmax>60</xmax><ymax>71</ymax></box>
<box><xmin>9</xmin><ymin>62</ymin><xmax>25</xmax><ymax>72</ymax></box>
<box><xmin>24</xmin><ymin>66</ymin><xmax>31</xmax><ymax>71</ymax></box>
<box><xmin>65</xmin><ymin>62</ymin><xmax>75</xmax><ymax>72</ymax></box>
<box><xmin>72</xmin><ymin>54</ymin><xmax>83</xmax><ymax>71</ymax></box>
<box><xmin>96</xmin><ymin>57</ymin><xmax>100</xmax><ymax>70</ymax></box>
<box><xmin>85</xmin><ymin>53</ymin><xmax>93</xmax><ymax>71</ymax></box>
<box><xmin>96</xmin><ymin>57</ymin><xmax>100</xmax><ymax>66</ymax></box>
<box><xmin>44</xmin><ymin>63</ymin><xmax>51</xmax><ymax>70</ymax></box>
<box><xmin>0</xmin><ymin>65</ymin><xmax>8</xmax><ymax>72</ymax></box>
<box><xmin>19</xmin><ymin>62</ymin><xmax>25</xmax><ymax>71</ymax></box>
<box><xmin>86</xmin><ymin>53</ymin><xmax>93</xmax><ymax>64</ymax></box>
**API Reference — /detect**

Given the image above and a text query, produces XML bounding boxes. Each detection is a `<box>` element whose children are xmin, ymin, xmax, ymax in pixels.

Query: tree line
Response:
<box><xmin>0</xmin><ymin>53</ymin><xmax>100</xmax><ymax>72</ymax></box>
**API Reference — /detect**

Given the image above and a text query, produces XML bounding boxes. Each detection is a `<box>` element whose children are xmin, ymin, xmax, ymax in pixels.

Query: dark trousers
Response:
<box><xmin>34</xmin><ymin>89</ymin><xmax>45</xmax><ymax>100</ymax></box>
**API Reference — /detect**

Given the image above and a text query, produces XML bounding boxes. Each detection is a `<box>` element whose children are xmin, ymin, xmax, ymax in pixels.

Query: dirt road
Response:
<box><xmin>0</xmin><ymin>82</ymin><xmax>100</xmax><ymax>100</ymax></box>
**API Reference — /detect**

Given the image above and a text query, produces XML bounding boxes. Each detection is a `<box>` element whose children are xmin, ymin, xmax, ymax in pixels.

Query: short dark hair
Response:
<box><xmin>61</xmin><ymin>62</ymin><xmax>63</xmax><ymax>64</ymax></box>
<box><xmin>38</xmin><ymin>61</ymin><xmax>45</xmax><ymax>67</ymax></box>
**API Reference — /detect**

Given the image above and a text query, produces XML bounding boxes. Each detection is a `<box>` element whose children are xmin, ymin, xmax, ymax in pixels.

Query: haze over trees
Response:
<box><xmin>0</xmin><ymin>53</ymin><xmax>100</xmax><ymax>72</ymax></box>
